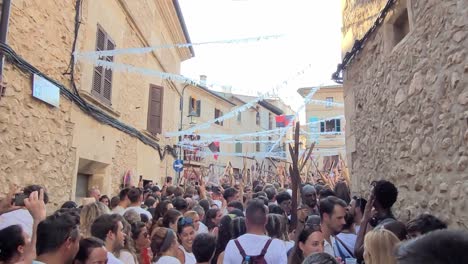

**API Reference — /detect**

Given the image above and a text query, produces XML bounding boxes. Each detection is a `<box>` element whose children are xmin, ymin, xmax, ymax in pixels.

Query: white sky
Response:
<box><xmin>179</xmin><ymin>0</ymin><xmax>342</xmax><ymax>122</ymax></box>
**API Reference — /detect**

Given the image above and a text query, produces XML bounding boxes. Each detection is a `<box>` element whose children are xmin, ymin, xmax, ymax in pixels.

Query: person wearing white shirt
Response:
<box><xmin>122</xmin><ymin>187</ymin><xmax>152</xmax><ymax>220</ymax></box>
<box><xmin>223</xmin><ymin>200</ymin><xmax>288</xmax><ymax>264</ymax></box>
<box><xmin>319</xmin><ymin>196</ymin><xmax>347</xmax><ymax>258</ymax></box>
<box><xmin>91</xmin><ymin>214</ymin><xmax>127</xmax><ymax>264</ymax></box>
<box><xmin>112</xmin><ymin>188</ymin><xmax>131</xmax><ymax>214</ymax></box>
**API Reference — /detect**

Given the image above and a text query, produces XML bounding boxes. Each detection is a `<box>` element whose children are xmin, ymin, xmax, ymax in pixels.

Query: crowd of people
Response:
<box><xmin>0</xmin><ymin>175</ymin><xmax>467</xmax><ymax>264</ymax></box>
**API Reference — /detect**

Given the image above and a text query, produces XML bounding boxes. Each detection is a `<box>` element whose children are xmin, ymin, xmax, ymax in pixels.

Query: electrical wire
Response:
<box><xmin>331</xmin><ymin>0</ymin><xmax>397</xmax><ymax>83</ymax></box>
<box><xmin>0</xmin><ymin>42</ymin><xmax>176</xmax><ymax>160</ymax></box>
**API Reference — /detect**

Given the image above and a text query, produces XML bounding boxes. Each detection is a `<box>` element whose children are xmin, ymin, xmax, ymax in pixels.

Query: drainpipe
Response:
<box><xmin>176</xmin><ymin>84</ymin><xmax>190</xmax><ymax>183</ymax></box>
<box><xmin>0</xmin><ymin>0</ymin><xmax>12</xmax><ymax>99</ymax></box>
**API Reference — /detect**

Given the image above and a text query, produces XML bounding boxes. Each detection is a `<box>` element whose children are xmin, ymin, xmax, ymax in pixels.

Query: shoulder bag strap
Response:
<box><xmin>335</xmin><ymin>236</ymin><xmax>355</xmax><ymax>258</ymax></box>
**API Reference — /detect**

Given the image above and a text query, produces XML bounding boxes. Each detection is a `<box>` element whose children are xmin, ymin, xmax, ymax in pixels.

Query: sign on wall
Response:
<box><xmin>32</xmin><ymin>74</ymin><xmax>60</xmax><ymax>107</ymax></box>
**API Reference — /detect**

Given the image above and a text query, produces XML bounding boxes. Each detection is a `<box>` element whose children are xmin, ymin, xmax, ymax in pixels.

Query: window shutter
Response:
<box><xmin>92</xmin><ymin>27</ymin><xmax>106</xmax><ymax>96</ymax></box>
<box><xmin>92</xmin><ymin>25</ymin><xmax>114</xmax><ymax>105</ymax></box>
<box><xmin>196</xmin><ymin>100</ymin><xmax>201</xmax><ymax>117</ymax></box>
<box><xmin>336</xmin><ymin>119</ymin><xmax>341</xmax><ymax>132</ymax></box>
<box><xmin>188</xmin><ymin>97</ymin><xmax>193</xmax><ymax>115</ymax></box>
<box><xmin>320</xmin><ymin>122</ymin><xmax>325</xmax><ymax>133</ymax></box>
<box><xmin>236</xmin><ymin>142</ymin><xmax>242</xmax><ymax>153</ymax></box>
<box><xmin>102</xmin><ymin>39</ymin><xmax>114</xmax><ymax>102</ymax></box>
<box><xmin>147</xmin><ymin>85</ymin><xmax>164</xmax><ymax>134</ymax></box>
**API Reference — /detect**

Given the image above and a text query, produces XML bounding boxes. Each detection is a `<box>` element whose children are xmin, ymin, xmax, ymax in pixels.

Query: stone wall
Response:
<box><xmin>342</xmin><ymin>0</ymin><xmax>468</xmax><ymax>227</ymax></box>
<box><xmin>0</xmin><ymin>0</ymin><xmax>77</xmax><ymax>209</ymax></box>
<box><xmin>0</xmin><ymin>0</ymin><xmax>190</xmax><ymax>209</ymax></box>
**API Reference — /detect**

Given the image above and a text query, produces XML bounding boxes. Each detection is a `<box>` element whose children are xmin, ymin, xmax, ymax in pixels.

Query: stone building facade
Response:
<box><xmin>0</xmin><ymin>0</ymin><xmax>192</xmax><ymax>207</ymax></box>
<box><xmin>341</xmin><ymin>0</ymin><xmax>467</xmax><ymax>226</ymax></box>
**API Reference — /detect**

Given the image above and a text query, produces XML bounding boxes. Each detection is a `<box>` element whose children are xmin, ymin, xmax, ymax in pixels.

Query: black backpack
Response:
<box><xmin>234</xmin><ymin>238</ymin><xmax>273</xmax><ymax>264</ymax></box>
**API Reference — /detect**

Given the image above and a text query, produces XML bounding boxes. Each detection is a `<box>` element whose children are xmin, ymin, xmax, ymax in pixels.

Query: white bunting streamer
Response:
<box><xmin>264</xmin><ymin>87</ymin><xmax>319</xmax><ymax>157</ymax></box>
<box><xmin>74</xmin><ymin>34</ymin><xmax>283</xmax><ymax>59</ymax></box>
<box><xmin>308</xmin><ymin>100</ymin><xmax>344</xmax><ymax>108</ymax></box>
<box><xmin>165</xmin><ymin>63</ymin><xmax>314</xmax><ymax>137</ymax></box>
<box><xmin>178</xmin><ymin>115</ymin><xmax>346</xmax><ymax>145</ymax></box>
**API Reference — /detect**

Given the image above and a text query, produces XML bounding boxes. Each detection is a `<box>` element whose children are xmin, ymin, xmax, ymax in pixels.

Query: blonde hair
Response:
<box><xmin>80</xmin><ymin>202</ymin><xmax>110</xmax><ymax>237</ymax></box>
<box><xmin>364</xmin><ymin>228</ymin><xmax>400</xmax><ymax>264</ymax></box>
<box><xmin>123</xmin><ymin>209</ymin><xmax>141</xmax><ymax>225</ymax></box>
<box><xmin>184</xmin><ymin>210</ymin><xmax>199</xmax><ymax>219</ymax></box>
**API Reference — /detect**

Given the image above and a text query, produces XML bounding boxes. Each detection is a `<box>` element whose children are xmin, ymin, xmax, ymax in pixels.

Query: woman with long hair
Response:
<box><xmin>151</xmin><ymin>227</ymin><xmax>180</xmax><ymax>264</ymax></box>
<box><xmin>266</xmin><ymin>214</ymin><xmax>294</xmax><ymax>251</ymax></box>
<box><xmin>212</xmin><ymin>214</ymin><xmax>234</xmax><ymax>264</ymax></box>
<box><xmin>80</xmin><ymin>202</ymin><xmax>110</xmax><ymax>238</ymax></box>
<box><xmin>203</xmin><ymin>208</ymin><xmax>222</xmax><ymax>234</ymax></box>
<box><xmin>334</xmin><ymin>182</ymin><xmax>351</xmax><ymax>204</ymax></box>
<box><xmin>175</xmin><ymin>217</ymin><xmax>197</xmax><ymax>264</ymax></box>
<box><xmin>154</xmin><ymin>200</ymin><xmax>173</xmax><ymax>221</ymax></box>
<box><xmin>157</xmin><ymin>209</ymin><xmax>182</xmax><ymax>234</ymax></box>
<box><xmin>231</xmin><ymin>217</ymin><xmax>247</xmax><ymax>239</ymax></box>
<box><xmin>132</xmin><ymin>221</ymin><xmax>152</xmax><ymax>264</ymax></box>
<box><xmin>288</xmin><ymin>225</ymin><xmax>324</xmax><ymax>264</ymax></box>
<box><xmin>363</xmin><ymin>228</ymin><xmax>399</xmax><ymax>264</ymax></box>
<box><xmin>73</xmin><ymin>237</ymin><xmax>108</xmax><ymax>264</ymax></box>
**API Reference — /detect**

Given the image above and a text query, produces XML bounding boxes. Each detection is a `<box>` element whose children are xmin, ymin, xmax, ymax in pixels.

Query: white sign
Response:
<box><xmin>32</xmin><ymin>74</ymin><xmax>60</xmax><ymax>107</ymax></box>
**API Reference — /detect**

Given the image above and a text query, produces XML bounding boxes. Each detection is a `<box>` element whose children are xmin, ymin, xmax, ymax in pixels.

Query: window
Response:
<box><xmin>384</xmin><ymin>1</ymin><xmax>412</xmax><ymax>52</ymax></box>
<box><xmin>92</xmin><ymin>25</ymin><xmax>115</xmax><ymax>105</ymax></box>
<box><xmin>147</xmin><ymin>85</ymin><xmax>164</xmax><ymax>134</ymax></box>
<box><xmin>237</xmin><ymin>112</ymin><xmax>242</xmax><ymax>122</ymax></box>
<box><xmin>393</xmin><ymin>9</ymin><xmax>410</xmax><ymax>46</ymax></box>
<box><xmin>325</xmin><ymin>97</ymin><xmax>334</xmax><ymax>108</ymax></box>
<box><xmin>189</xmin><ymin>97</ymin><xmax>201</xmax><ymax>117</ymax></box>
<box><xmin>255</xmin><ymin>136</ymin><xmax>260</xmax><ymax>152</ymax></box>
<box><xmin>215</xmin><ymin>108</ymin><xmax>223</xmax><ymax>126</ymax></box>
<box><xmin>76</xmin><ymin>173</ymin><xmax>90</xmax><ymax>199</ymax></box>
<box><xmin>256</xmin><ymin>107</ymin><xmax>260</xmax><ymax>126</ymax></box>
<box><xmin>268</xmin><ymin>112</ymin><xmax>273</xmax><ymax>130</ymax></box>
<box><xmin>320</xmin><ymin>119</ymin><xmax>341</xmax><ymax>133</ymax></box>
<box><xmin>235</xmin><ymin>141</ymin><xmax>242</xmax><ymax>153</ymax></box>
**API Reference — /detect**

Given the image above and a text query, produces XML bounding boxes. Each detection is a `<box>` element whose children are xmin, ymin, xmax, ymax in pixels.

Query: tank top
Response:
<box><xmin>179</xmin><ymin>245</ymin><xmax>196</xmax><ymax>264</ymax></box>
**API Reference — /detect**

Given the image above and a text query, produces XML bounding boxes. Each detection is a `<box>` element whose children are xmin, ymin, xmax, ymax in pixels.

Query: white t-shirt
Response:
<box><xmin>197</xmin><ymin>221</ymin><xmax>209</xmax><ymax>234</ymax></box>
<box><xmin>118</xmin><ymin>250</ymin><xmax>136</xmax><ymax>264</ymax></box>
<box><xmin>0</xmin><ymin>209</ymin><xmax>33</xmax><ymax>236</ymax></box>
<box><xmin>284</xmin><ymin>240</ymin><xmax>295</xmax><ymax>251</ymax></box>
<box><xmin>223</xmin><ymin>234</ymin><xmax>288</xmax><ymax>264</ymax></box>
<box><xmin>153</xmin><ymin>256</ymin><xmax>181</xmax><ymax>264</ymax></box>
<box><xmin>107</xmin><ymin>252</ymin><xmax>124</xmax><ymax>264</ymax></box>
<box><xmin>179</xmin><ymin>245</ymin><xmax>196</xmax><ymax>264</ymax></box>
<box><xmin>123</xmin><ymin>206</ymin><xmax>152</xmax><ymax>220</ymax></box>
<box><xmin>324</xmin><ymin>236</ymin><xmax>337</xmax><ymax>257</ymax></box>
<box><xmin>112</xmin><ymin>205</ymin><xmax>125</xmax><ymax>215</ymax></box>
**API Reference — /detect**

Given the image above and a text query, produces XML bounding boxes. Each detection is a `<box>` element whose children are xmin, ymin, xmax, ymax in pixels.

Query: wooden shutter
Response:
<box><xmin>147</xmin><ymin>85</ymin><xmax>164</xmax><ymax>134</ymax></box>
<box><xmin>336</xmin><ymin>119</ymin><xmax>341</xmax><ymax>132</ymax></box>
<box><xmin>196</xmin><ymin>100</ymin><xmax>201</xmax><ymax>117</ymax></box>
<box><xmin>188</xmin><ymin>96</ymin><xmax>193</xmax><ymax>115</ymax></box>
<box><xmin>91</xmin><ymin>25</ymin><xmax>114</xmax><ymax>105</ymax></box>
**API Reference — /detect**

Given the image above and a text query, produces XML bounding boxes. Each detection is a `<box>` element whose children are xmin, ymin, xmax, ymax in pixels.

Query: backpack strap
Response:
<box><xmin>234</xmin><ymin>239</ymin><xmax>247</xmax><ymax>258</ymax></box>
<box><xmin>260</xmin><ymin>238</ymin><xmax>274</xmax><ymax>256</ymax></box>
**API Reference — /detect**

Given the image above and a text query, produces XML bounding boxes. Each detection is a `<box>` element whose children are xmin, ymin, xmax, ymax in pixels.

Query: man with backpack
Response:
<box><xmin>223</xmin><ymin>199</ymin><xmax>288</xmax><ymax>264</ymax></box>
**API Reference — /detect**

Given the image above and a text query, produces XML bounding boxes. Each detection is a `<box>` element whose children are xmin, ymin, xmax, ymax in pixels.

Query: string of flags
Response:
<box><xmin>74</xmin><ymin>34</ymin><xmax>284</xmax><ymax>59</ymax></box>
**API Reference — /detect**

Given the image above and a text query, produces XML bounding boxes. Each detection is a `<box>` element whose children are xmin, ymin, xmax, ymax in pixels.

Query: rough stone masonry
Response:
<box><xmin>342</xmin><ymin>0</ymin><xmax>468</xmax><ymax>227</ymax></box>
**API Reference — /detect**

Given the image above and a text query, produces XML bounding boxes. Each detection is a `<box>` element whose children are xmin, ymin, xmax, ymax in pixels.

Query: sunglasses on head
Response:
<box><xmin>178</xmin><ymin>217</ymin><xmax>193</xmax><ymax>226</ymax></box>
